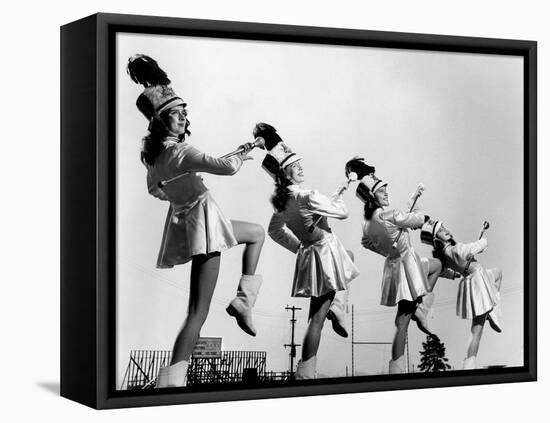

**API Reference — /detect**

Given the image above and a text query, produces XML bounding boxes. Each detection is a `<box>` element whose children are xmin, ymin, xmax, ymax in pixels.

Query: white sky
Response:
<box><xmin>116</xmin><ymin>32</ymin><xmax>523</xmax><ymax>386</ymax></box>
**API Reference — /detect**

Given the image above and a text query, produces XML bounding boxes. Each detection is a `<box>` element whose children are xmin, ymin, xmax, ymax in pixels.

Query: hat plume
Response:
<box><xmin>127</xmin><ymin>54</ymin><xmax>171</xmax><ymax>87</ymax></box>
<box><xmin>253</xmin><ymin>122</ymin><xmax>282</xmax><ymax>151</ymax></box>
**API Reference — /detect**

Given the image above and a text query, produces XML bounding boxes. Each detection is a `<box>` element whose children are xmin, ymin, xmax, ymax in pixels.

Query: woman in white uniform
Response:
<box><xmin>267</xmin><ymin>151</ymin><xmax>359</xmax><ymax>379</ymax></box>
<box><xmin>358</xmin><ymin>177</ymin><xmax>442</xmax><ymax>374</ymax></box>
<box><xmin>425</xmin><ymin>221</ymin><xmax>502</xmax><ymax>369</ymax></box>
<box><xmin>256</xmin><ymin>122</ymin><xmax>351</xmax><ymax>338</ymax></box>
<box><xmin>128</xmin><ymin>55</ymin><xmax>265</xmax><ymax>388</ymax></box>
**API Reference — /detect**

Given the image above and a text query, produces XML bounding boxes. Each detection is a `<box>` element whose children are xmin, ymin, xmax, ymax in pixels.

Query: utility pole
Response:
<box><xmin>284</xmin><ymin>305</ymin><xmax>302</xmax><ymax>380</ymax></box>
<box><xmin>351</xmin><ymin>304</ymin><xmax>355</xmax><ymax>376</ymax></box>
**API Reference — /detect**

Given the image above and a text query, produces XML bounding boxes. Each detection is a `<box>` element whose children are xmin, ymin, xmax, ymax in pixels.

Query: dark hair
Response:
<box><xmin>140</xmin><ymin>112</ymin><xmax>191</xmax><ymax>166</ymax></box>
<box><xmin>356</xmin><ymin>181</ymin><xmax>381</xmax><ymax>220</ymax></box>
<box><xmin>271</xmin><ymin>170</ymin><xmax>292</xmax><ymax>212</ymax></box>
<box><xmin>363</xmin><ymin>194</ymin><xmax>381</xmax><ymax>220</ymax></box>
<box><xmin>432</xmin><ymin>237</ymin><xmax>456</xmax><ymax>267</ymax></box>
<box><xmin>432</xmin><ymin>239</ymin><xmax>447</xmax><ymax>267</ymax></box>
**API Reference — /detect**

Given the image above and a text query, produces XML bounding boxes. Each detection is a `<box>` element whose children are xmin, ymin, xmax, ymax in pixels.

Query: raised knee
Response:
<box><xmin>252</xmin><ymin>223</ymin><xmax>265</xmax><ymax>243</ymax></box>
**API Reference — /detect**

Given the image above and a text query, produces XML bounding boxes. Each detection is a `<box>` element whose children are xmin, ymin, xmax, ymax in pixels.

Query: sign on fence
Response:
<box><xmin>192</xmin><ymin>337</ymin><xmax>222</xmax><ymax>358</ymax></box>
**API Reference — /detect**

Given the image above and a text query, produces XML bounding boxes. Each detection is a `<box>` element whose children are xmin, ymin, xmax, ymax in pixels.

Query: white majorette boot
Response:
<box><xmin>226</xmin><ymin>274</ymin><xmax>263</xmax><ymax>336</ymax></box>
<box><xmin>412</xmin><ymin>292</ymin><xmax>434</xmax><ymax>336</ymax></box>
<box><xmin>296</xmin><ymin>356</ymin><xmax>317</xmax><ymax>380</ymax></box>
<box><xmin>388</xmin><ymin>355</ymin><xmax>406</xmax><ymax>374</ymax></box>
<box><xmin>155</xmin><ymin>360</ymin><xmax>189</xmax><ymax>388</ymax></box>
<box><xmin>327</xmin><ymin>290</ymin><xmax>349</xmax><ymax>338</ymax></box>
<box><xmin>463</xmin><ymin>356</ymin><xmax>476</xmax><ymax>370</ymax></box>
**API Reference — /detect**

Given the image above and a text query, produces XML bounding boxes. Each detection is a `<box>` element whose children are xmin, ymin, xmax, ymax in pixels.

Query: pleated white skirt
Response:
<box><xmin>456</xmin><ymin>267</ymin><xmax>501</xmax><ymax>319</ymax></box>
<box><xmin>291</xmin><ymin>232</ymin><xmax>359</xmax><ymax>298</ymax></box>
<box><xmin>156</xmin><ymin>191</ymin><xmax>238</xmax><ymax>268</ymax></box>
<box><xmin>380</xmin><ymin>249</ymin><xmax>430</xmax><ymax>306</ymax></box>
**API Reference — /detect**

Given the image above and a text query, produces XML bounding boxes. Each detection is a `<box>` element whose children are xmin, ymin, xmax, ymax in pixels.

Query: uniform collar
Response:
<box><xmin>162</xmin><ymin>136</ymin><xmax>182</xmax><ymax>146</ymax></box>
<box><xmin>287</xmin><ymin>184</ymin><xmax>303</xmax><ymax>192</ymax></box>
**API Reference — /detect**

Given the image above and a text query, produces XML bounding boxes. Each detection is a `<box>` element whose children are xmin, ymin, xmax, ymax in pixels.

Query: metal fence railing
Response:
<box><xmin>121</xmin><ymin>350</ymin><xmax>277</xmax><ymax>390</ymax></box>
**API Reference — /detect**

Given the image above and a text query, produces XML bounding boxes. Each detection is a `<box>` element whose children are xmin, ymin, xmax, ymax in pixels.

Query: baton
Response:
<box><xmin>463</xmin><ymin>221</ymin><xmax>490</xmax><ymax>274</ymax></box>
<box><xmin>391</xmin><ymin>183</ymin><xmax>425</xmax><ymax>249</ymax></box>
<box><xmin>157</xmin><ymin>138</ymin><xmax>265</xmax><ymax>188</ymax></box>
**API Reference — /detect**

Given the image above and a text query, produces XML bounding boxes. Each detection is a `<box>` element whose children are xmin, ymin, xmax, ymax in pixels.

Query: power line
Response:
<box><xmin>121</xmin><ymin>257</ymin><xmax>524</xmax><ymax>320</ymax></box>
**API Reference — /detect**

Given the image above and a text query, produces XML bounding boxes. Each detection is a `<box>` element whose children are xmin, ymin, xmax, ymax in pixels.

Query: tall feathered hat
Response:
<box><xmin>345</xmin><ymin>157</ymin><xmax>376</xmax><ymax>180</ymax></box>
<box><xmin>127</xmin><ymin>54</ymin><xmax>186</xmax><ymax>122</ymax></box>
<box><xmin>420</xmin><ymin>219</ymin><xmax>443</xmax><ymax>245</ymax></box>
<box><xmin>254</xmin><ymin>123</ymin><xmax>300</xmax><ymax>179</ymax></box>
<box><xmin>355</xmin><ymin>182</ymin><xmax>370</xmax><ymax>203</ymax></box>
<box><xmin>364</xmin><ymin>174</ymin><xmax>387</xmax><ymax>194</ymax></box>
<box><xmin>355</xmin><ymin>175</ymin><xmax>387</xmax><ymax>203</ymax></box>
<box><xmin>253</xmin><ymin>123</ymin><xmax>283</xmax><ymax>151</ymax></box>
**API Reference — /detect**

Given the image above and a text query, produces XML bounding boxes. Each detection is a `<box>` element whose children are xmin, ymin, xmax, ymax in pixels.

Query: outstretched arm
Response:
<box><xmin>457</xmin><ymin>238</ymin><xmax>488</xmax><ymax>259</ymax></box>
<box><xmin>268</xmin><ymin>212</ymin><xmax>301</xmax><ymax>253</ymax></box>
<box><xmin>306</xmin><ymin>189</ymin><xmax>349</xmax><ymax>220</ymax></box>
<box><xmin>388</xmin><ymin>209</ymin><xmax>426</xmax><ymax>229</ymax></box>
<box><xmin>172</xmin><ymin>143</ymin><xmax>244</xmax><ymax>175</ymax></box>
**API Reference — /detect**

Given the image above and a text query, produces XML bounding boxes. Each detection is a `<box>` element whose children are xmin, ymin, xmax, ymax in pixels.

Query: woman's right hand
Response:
<box><xmin>238</xmin><ymin>142</ymin><xmax>255</xmax><ymax>161</ymax></box>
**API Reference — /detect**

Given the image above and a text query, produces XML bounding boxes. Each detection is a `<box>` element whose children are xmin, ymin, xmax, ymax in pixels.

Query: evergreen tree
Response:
<box><xmin>418</xmin><ymin>334</ymin><xmax>452</xmax><ymax>372</ymax></box>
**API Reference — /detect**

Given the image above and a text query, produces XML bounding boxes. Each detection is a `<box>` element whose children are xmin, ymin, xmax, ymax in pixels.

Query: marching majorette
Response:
<box><xmin>420</xmin><ymin>220</ymin><xmax>462</xmax><ymax>280</ymax></box>
<box><xmin>128</xmin><ymin>54</ymin><xmax>266</xmax><ymax>388</ymax></box>
<box><xmin>264</xmin><ymin>145</ymin><xmax>359</xmax><ymax>379</ymax></box>
<box><xmin>421</xmin><ymin>220</ymin><xmax>503</xmax><ymax>370</ymax></box>
<box><xmin>356</xmin><ymin>175</ymin><xmax>443</xmax><ymax>374</ymax></box>
<box><xmin>255</xmin><ymin>122</ymin><xmax>352</xmax><ymax>338</ymax></box>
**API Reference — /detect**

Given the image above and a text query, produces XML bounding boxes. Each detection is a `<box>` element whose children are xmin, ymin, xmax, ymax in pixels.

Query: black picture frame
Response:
<box><xmin>60</xmin><ymin>12</ymin><xmax>537</xmax><ymax>409</ymax></box>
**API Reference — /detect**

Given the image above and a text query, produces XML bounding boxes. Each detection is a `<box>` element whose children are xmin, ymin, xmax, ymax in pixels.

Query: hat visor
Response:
<box><xmin>281</xmin><ymin>154</ymin><xmax>302</xmax><ymax>169</ymax></box>
<box><xmin>157</xmin><ymin>97</ymin><xmax>187</xmax><ymax>116</ymax></box>
<box><xmin>372</xmin><ymin>180</ymin><xmax>387</xmax><ymax>194</ymax></box>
